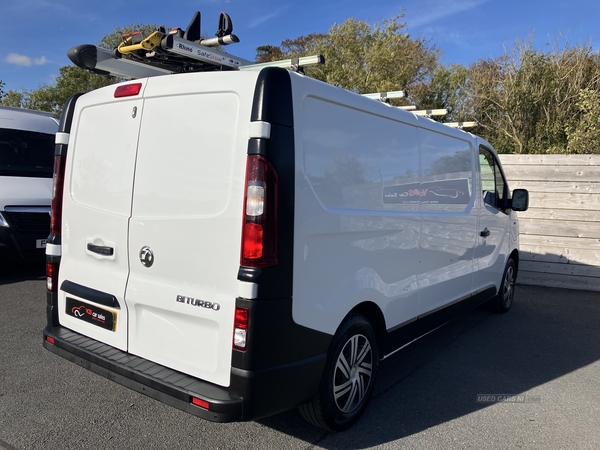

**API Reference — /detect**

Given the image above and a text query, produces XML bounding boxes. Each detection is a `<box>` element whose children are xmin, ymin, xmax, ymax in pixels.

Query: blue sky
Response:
<box><xmin>2</xmin><ymin>0</ymin><xmax>599</xmax><ymax>92</ymax></box>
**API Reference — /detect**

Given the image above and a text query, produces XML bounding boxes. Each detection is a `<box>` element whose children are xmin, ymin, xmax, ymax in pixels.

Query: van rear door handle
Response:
<box><xmin>87</xmin><ymin>243</ymin><xmax>114</xmax><ymax>256</ymax></box>
<box><xmin>480</xmin><ymin>228</ymin><xmax>490</xmax><ymax>237</ymax></box>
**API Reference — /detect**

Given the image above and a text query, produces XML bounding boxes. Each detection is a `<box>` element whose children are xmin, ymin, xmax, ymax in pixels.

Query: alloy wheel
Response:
<box><xmin>333</xmin><ymin>334</ymin><xmax>373</xmax><ymax>414</ymax></box>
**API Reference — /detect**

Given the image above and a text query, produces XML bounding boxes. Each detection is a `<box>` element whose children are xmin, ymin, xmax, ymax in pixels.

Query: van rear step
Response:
<box><xmin>42</xmin><ymin>326</ymin><xmax>242</xmax><ymax>422</ymax></box>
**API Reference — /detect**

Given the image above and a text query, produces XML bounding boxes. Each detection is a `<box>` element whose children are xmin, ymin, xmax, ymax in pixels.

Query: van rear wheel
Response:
<box><xmin>489</xmin><ymin>258</ymin><xmax>516</xmax><ymax>313</ymax></box>
<box><xmin>299</xmin><ymin>314</ymin><xmax>378</xmax><ymax>431</ymax></box>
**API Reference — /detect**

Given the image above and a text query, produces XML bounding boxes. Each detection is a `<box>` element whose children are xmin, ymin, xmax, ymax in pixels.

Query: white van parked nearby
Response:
<box><xmin>0</xmin><ymin>106</ymin><xmax>58</xmax><ymax>262</ymax></box>
<box><xmin>43</xmin><ymin>68</ymin><xmax>529</xmax><ymax>431</ymax></box>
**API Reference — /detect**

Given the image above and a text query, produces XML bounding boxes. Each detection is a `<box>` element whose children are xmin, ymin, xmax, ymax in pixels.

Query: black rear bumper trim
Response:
<box><xmin>43</xmin><ymin>326</ymin><xmax>242</xmax><ymax>422</ymax></box>
<box><xmin>43</xmin><ymin>325</ymin><xmax>327</xmax><ymax>422</ymax></box>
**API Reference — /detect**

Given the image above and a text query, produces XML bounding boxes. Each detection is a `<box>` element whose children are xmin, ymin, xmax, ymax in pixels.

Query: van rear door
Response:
<box><xmin>124</xmin><ymin>73</ymin><xmax>256</xmax><ymax>387</ymax></box>
<box><xmin>59</xmin><ymin>72</ymin><xmax>258</xmax><ymax>387</ymax></box>
<box><xmin>57</xmin><ymin>84</ymin><xmax>145</xmax><ymax>351</ymax></box>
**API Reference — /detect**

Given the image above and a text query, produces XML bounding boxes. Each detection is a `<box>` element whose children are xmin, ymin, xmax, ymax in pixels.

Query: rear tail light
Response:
<box><xmin>240</xmin><ymin>155</ymin><xmax>278</xmax><ymax>267</ymax></box>
<box><xmin>233</xmin><ymin>307</ymin><xmax>249</xmax><ymax>351</ymax></box>
<box><xmin>46</xmin><ymin>261</ymin><xmax>59</xmax><ymax>293</ymax></box>
<box><xmin>45</xmin><ymin>336</ymin><xmax>55</xmax><ymax>345</ymax></box>
<box><xmin>48</xmin><ymin>151</ymin><xmax>66</xmax><ymax>294</ymax></box>
<box><xmin>50</xmin><ymin>155</ymin><xmax>66</xmax><ymax>236</ymax></box>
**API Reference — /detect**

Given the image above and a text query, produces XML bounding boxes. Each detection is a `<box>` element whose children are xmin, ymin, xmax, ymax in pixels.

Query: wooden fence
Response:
<box><xmin>499</xmin><ymin>154</ymin><xmax>600</xmax><ymax>292</ymax></box>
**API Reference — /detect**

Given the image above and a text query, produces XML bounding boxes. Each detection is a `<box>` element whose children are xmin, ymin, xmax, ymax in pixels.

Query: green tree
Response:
<box><xmin>465</xmin><ymin>35</ymin><xmax>600</xmax><ymax>154</ymax></box>
<box><xmin>255</xmin><ymin>45</ymin><xmax>284</xmax><ymax>63</ymax></box>
<box><xmin>1</xmin><ymin>90</ymin><xmax>27</xmax><ymax>108</ymax></box>
<box><xmin>0</xmin><ymin>80</ymin><xmax>5</xmax><ymax>100</ymax></box>
<box><xmin>255</xmin><ymin>13</ymin><xmax>440</xmax><ymax>100</ymax></box>
<box><xmin>566</xmin><ymin>88</ymin><xmax>600</xmax><ymax>153</ymax></box>
<box><xmin>416</xmin><ymin>64</ymin><xmax>469</xmax><ymax>121</ymax></box>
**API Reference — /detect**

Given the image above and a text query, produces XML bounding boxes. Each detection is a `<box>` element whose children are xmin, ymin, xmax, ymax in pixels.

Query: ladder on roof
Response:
<box><xmin>362</xmin><ymin>91</ymin><xmax>479</xmax><ymax>129</ymax></box>
<box><xmin>68</xmin><ymin>11</ymin><xmax>324</xmax><ymax>79</ymax></box>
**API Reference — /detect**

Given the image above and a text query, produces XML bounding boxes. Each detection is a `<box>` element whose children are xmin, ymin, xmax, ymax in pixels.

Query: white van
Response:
<box><xmin>0</xmin><ymin>106</ymin><xmax>58</xmax><ymax>262</ymax></box>
<box><xmin>43</xmin><ymin>68</ymin><xmax>529</xmax><ymax>431</ymax></box>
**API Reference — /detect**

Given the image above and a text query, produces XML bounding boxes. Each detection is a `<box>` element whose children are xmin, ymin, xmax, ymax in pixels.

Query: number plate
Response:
<box><xmin>65</xmin><ymin>297</ymin><xmax>117</xmax><ymax>332</ymax></box>
<box><xmin>36</xmin><ymin>239</ymin><xmax>47</xmax><ymax>249</ymax></box>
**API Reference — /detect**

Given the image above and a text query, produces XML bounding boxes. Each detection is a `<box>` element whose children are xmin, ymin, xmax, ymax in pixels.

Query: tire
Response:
<box><xmin>489</xmin><ymin>258</ymin><xmax>516</xmax><ymax>313</ymax></box>
<box><xmin>299</xmin><ymin>314</ymin><xmax>378</xmax><ymax>431</ymax></box>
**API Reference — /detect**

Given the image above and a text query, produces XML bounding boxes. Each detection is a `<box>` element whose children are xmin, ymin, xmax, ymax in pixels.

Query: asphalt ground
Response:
<box><xmin>1</xmin><ymin>262</ymin><xmax>599</xmax><ymax>449</ymax></box>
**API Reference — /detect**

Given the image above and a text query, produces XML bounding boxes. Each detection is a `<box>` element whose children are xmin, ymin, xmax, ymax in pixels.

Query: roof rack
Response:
<box><xmin>411</xmin><ymin>110</ymin><xmax>478</xmax><ymax>129</ymax></box>
<box><xmin>413</xmin><ymin>109</ymin><xmax>448</xmax><ymax>118</ymax></box>
<box><xmin>360</xmin><ymin>94</ymin><xmax>480</xmax><ymax>130</ymax></box>
<box><xmin>68</xmin><ymin>11</ymin><xmax>324</xmax><ymax>79</ymax></box>
<box><xmin>238</xmin><ymin>55</ymin><xmax>325</xmax><ymax>72</ymax></box>
<box><xmin>445</xmin><ymin>121</ymin><xmax>479</xmax><ymax>129</ymax></box>
<box><xmin>361</xmin><ymin>90</ymin><xmax>408</xmax><ymax>102</ymax></box>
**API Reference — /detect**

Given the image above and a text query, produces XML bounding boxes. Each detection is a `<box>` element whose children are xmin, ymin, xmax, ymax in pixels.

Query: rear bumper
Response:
<box><xmin>43</xmin><ymin>325</ymin><xmax>326</xmax><ymax>422</ymax></box>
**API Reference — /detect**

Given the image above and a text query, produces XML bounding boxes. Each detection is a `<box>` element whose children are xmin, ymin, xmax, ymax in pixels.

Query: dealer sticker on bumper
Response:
<box><xmin>65</xmin><ymin>297</ymin><xmax>116</xmax><ymax>331</ymax></box>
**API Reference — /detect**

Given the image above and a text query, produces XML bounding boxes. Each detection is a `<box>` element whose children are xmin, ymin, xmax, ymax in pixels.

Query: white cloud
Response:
<box><xmin>5</xmin><ymin>53</ymin><xmax>49</xmax><ymax>67</ymax></box>
<box><xmin>423</xmin><ymin>26</ymin><xmax>465</xmax><ymax>46</ymax></box>
<box><xmin>7</xmin><ymin>0</ymin><xmax>71</xmax><ymax>14</ymax></box>
<box><xmin>246</xmin><ymin>5</ymin><xmax>293</xmax><ymax>30</ymax></box>
<box><xmin>33</xmin><ymin>56</ymin><xmax>49</xmax><ymax>65</ymax></box>
<box><xmin>409</xmin><ymin>0</ymin><xmax>490</xmax><ymax>28</ymax></box>
<box><xmin>248</xmin><ymin>12</ymin><xmax>280</xmax><ymax>29</ymax></box>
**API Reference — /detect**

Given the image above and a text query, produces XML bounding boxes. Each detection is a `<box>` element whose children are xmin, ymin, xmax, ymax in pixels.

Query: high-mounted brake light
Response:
<box><xmin>240</xmin><ymin>155</ymin><xmax>278</xmax><ymax>267</ymax></box>
<box><xmin>114</xmin><ymin>83</ymin><xmax>142</xmax><ymax>98</ymax></box>
<box><xmin>233</xmin><ymin>307</ymin><xmax>249</xmax><ymax>350</ymax></box>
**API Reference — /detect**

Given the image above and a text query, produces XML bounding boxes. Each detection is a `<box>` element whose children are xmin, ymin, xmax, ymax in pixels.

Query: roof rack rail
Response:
<box><xmin>67</xmin><ymin>11</ymin><xmax>324</xmax><ymax>80</ymax></box>
<box><xmin>413</xmin><ymin>109</ymin><xmax>448</xmax><ymax>117</ymax></box>
<box><xmin>361</xmin><ymin>91</ymin><xmax>407</xmax><ymax>102</ymax></box>
<box><xmin>362</xmin><ymin>95</ymin><xmax>479</xmax><ymax>130</ymax></box>
<box><xmin>445</xmin><ymin>121</ymin><xmax>479</xmax><ymax>129</ymax></box>
<box><xmin>238</xmin><ymin>55</ymin><xmax>325</xmax><ymax>72</ymax></box>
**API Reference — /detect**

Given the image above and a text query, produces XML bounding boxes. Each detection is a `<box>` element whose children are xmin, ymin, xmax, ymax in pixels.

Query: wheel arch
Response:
<box><xmin>347</xmin><ymin>301</ymin><xmax>386</xmax><ymax>359</ymax></box>
<box><xmin>510</xmin><ymin>248</ymin><xmax>519</xmax><ymax>276</ymax></box>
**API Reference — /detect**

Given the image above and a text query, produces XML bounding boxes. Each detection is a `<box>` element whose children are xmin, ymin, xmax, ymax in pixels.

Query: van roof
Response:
<box><xmin>0</xmin><ymin>106</ymin><xmax>59</xmax><ymax>134</ymax></box>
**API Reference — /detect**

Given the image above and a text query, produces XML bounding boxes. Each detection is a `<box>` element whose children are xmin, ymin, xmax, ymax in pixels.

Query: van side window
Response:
<box><xmin>302</xmin><ymin>97</ymin><xmax>421</xmax><ymax>212</ymax></box>
<box><xmin>302</xmin><ymin>98</ymin><xmax>474</xmax><ymax>213</ymax></box>
<box><xmin>478</xmin><ymin>147</ymin><xmax>506</xmax><ymax>211</ymax></box>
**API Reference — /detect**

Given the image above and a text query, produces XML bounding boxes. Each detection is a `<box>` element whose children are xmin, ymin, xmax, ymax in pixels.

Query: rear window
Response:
<box><xmin>0</xmin><ymin>128</ymin><xmax>55</xmax><ymax>178</ymax></box>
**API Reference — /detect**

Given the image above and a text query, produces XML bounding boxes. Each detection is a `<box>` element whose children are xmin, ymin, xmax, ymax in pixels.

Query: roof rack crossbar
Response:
<box><xmin>239</xmin><ymin>55</ymin><xmax>325</xmax><ymax>72</ymax></box>
<box><xmin>413</xmin><ymin>109</ymin><xmax>448</xmax><ymax>117</ymax></box>
<box><xmin>362</xmin><ymin>91</ymin><xmax>407</xmax><ymax>102</ymax></box>
<box><xmin>445</xmin><ymin>121</ymin><xmax>479</xmax><ymax>129</ymax></box>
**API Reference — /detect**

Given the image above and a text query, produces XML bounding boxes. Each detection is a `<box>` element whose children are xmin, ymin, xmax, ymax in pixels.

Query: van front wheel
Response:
<box><xmin>299</xmin><ymin>314</ymin><xmax>378</xmax><ymax>431</ymax></box>
<box><xmin>490</xmin><ymin>258</ymin><xmax>516</xmax><ymax>313</ymax></box>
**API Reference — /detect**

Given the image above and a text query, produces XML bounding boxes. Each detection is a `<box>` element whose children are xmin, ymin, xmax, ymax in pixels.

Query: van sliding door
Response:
<box><xmin>416</xmin><ymin>131</ymin><xmax>478</xmax><ymax>330</ymax></box>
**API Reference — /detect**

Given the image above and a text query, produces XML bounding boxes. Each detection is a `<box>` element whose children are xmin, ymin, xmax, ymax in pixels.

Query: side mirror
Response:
<box><xmin>511</xmin><ymin>189</ymin><xmax>529</xmax><ymax>212</ymax></box>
